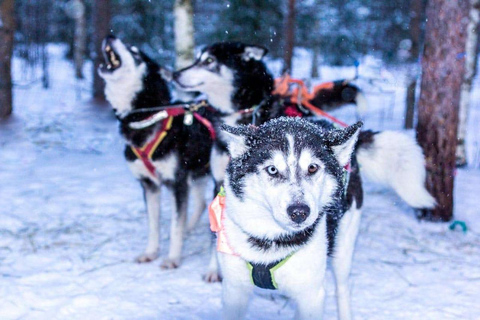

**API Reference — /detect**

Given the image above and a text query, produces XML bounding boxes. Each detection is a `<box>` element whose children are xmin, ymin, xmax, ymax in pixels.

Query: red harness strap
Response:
<box><xmin>193</xmin><ymin>112</ymin><xmax>216</xmax><ymax>140</ymax></box>
<box><xmin>131</xmin><ymin>116</ymin><xmax>174</xmax><ymax>177</ymax></box>
<box><xmin>129</xmin><ymin>104</ymin><xmax>216</xmax><ymax>140</ymax></box>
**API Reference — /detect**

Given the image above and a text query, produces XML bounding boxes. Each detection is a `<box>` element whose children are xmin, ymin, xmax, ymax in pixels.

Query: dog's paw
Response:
<box><xmin>135</xmin><ymin>252</ymin><xmax>158</xmax><ymax>263</ymax></box>
<box><xmin>203</xmin><ymin>270</ymin><xmax>222</xmax><ymax>283</ymax></box>
<box><xmin>160</xmin><ymin>258</ymin><xmax>180</xmax><ymax>270</ymax></box>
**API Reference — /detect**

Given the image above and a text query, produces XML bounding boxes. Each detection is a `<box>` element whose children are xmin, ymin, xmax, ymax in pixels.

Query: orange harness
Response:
<box><xmin>273</xmin><ymin>74</ymin><xmax>348</xmax><ymax>128</ymax></box>
<box><xmin>208</xmin><ymin>187</ymin><xmax>238</xmax><ymax>255</ymax></box>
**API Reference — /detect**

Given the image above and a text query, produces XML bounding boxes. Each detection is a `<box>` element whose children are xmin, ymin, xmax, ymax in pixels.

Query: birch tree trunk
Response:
<box><xmin>311</xmin><ymin>46</ymin><xmax>319</xmax><ymax>79</ymax></box>
<box><xmin>282</xmin><ymin>0</ymin><xmax>296</xmax><ymax>74</ymax></box>
<box><xmin>0</xmin><ymin>0</ymin><xmax>15</xmax><ymax>118</ymax></box>
<box><xmin>92</xmin><ymin>0</ymin><xmax>111</xmax><ymax>100</ymax></box>
<box><xmin>416</xmin><ymin>0</ymin><xmax>469</xmax><ymax>221</ymax></box>
<box><xmin>65</xmin><ymin>0</ymin><xmax>87</xmax><ymax>79</ymax></box>
<box><xmin>174</xmin><ymin>0</ymin><xmax>195</xmax><ymax>101</ymax></box>
<box><xmin>456</xmin><ymin>0</ymin><xmax>480</xmax><ymax>167</ymax></box>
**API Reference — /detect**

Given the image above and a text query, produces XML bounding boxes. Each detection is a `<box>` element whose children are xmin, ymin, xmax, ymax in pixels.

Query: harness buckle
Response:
<box><xmin>184</xmin><ymin>111</ymin><xmax>194</xmax><ymax>125</ymax></box>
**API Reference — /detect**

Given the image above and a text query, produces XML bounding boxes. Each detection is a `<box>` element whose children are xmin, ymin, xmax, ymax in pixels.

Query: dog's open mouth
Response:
<box><xmin>100</xmin><ymin>38</ymin><xmax>122</xmax><ymax>72</ymax></box>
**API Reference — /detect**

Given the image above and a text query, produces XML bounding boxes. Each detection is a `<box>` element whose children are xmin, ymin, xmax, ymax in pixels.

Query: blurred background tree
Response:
<box><xmin>0</xmin><ymin>0</ymin><xmax>16</xmax><ymax>118</ymax></box>
<box><xmin>11</xmin><ymin>0</ymin><xmax>416</xmax><ymax>72</ymax></box>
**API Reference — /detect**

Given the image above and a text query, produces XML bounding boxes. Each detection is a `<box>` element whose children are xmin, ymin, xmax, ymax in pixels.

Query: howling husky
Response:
<box><xmin>98</xmin><ymin>35</ymin><xmax>214</xmax><ymax>269</ymax></box>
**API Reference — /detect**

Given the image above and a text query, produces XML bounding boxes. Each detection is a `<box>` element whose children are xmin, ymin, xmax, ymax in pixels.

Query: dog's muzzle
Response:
<box><xmin>287</xmin><ymin>204</ymin><xmax>310</xmax><ymax>224</ymax></box>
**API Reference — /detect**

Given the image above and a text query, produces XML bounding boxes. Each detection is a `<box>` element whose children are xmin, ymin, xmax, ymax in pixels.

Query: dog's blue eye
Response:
<box><xmin>206</xmin><ymin>57</ymin><xmax>214</xmax><ymax>64</ymax></box>
<box><xmin>266</xmin><ymin>165</ymin><xmax>278</xmax><ymax>176</ymax></box>
<box><xmin>308</xmin><ymin>164</ymin><xmax>319</xmax><ymax>174</ymax></box>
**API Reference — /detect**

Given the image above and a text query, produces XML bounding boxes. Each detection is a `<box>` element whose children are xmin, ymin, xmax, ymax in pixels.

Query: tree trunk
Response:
<box><xmin>92</xmin><ymin>0</ymin><xmax>111</xmax><ymax>100</ymax></box>
<box><xmin>456</xmin><ymin>0</ymin><xmax>480</xmax><ymax>167</ymax></box>
<box><xmin>174</xmin><ymin>0</ymin><xmax>195</xmax><ymax>101</ymax></box>
<box><xmin>39</xmin><ymin>0</ymin><xmax>50</xmax><ymax>88</ymax></box>
<box><xmin>174</xmin><ymin>0</ymin><xmax>195</xmax><ymax>70</ymax></box>
<box><xmin>282</xmin><ymin>0</ymin><xmax>296</xmax><ymax>74</ymax></box>
<box><xmin>404</xmin><ymin>79</ymin><xmax>417</xmax><ymax>129</ymax></box>
<box><xmin>68</xmin><ymin>0</ymin><xmax>87</xmax><ymax>79</ymax></box>
<box><xmin>404</xmin><ymin>0</ymin><xmax>426</xmax><ymax>129</ymax></box>
<box><xmin>311</xmin><ymin>46</ymin><xmax>319</xmax><ymax>79</ymax></box>
<box><xmin>0</xmin><ymin>0</ymin><xmax>15</xmax><ymax>118</ymax></box>
<box><xmin>416</xmin><ymin>0</ymin><xmax>469</xmax><ymax>221</ymax></box>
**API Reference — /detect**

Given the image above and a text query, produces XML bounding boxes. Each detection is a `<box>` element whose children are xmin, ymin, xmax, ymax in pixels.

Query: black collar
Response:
<box><xmin>246</xmin><ymin>216</ymin><xmax>321</xmax><ymax>252</ymax></box>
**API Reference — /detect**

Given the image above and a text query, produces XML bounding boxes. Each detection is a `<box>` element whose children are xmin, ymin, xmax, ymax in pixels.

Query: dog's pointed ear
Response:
<box><xmin>221</xmin><ymin>124</ymin><xmax>255</xmax><ymax>158</ymax></box>
<box><xmin>159</xmin><ymin>67</ymin><xmax>173</xmax><ymax>82</ymax></box>
<box><xmin>326</xmin><ymin>121</ymin><xmax>363</xmax><ymax>167</ymax></box>
<box><xmin>242</xmin><ymin>45</ymin><xmax>268</xmax><ymax>61</ymax></box>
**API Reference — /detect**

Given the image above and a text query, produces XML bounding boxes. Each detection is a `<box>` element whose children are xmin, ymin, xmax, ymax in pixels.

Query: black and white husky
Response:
<box><xmin>98</xmin><ymin>35</ymin><xmax>213</xmax><ymax>269</ymax></box>
<box><xmin>172</xmin><ymin>42</ymin><xmax>436</xmax><ymax>210</ymax></box>
<box><xmin>219</xmin><ymin>117</ymin><xmax>364</xmax><ymax>319</ymax></box>
<box><xmin>309</xmin><ymin>79</ymin><xmax>368</xmax><ymax>119</ymax></box>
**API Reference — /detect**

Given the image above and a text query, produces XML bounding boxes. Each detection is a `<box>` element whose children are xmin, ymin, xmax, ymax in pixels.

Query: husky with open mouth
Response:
<box><xmin>172</xmin><ymin>42</ymin><xmax>436</xmax><ymax>211</ymax></box>
<box><xmin>98</xmin><ymin>35</ymin><xmax>215</xmax><ymax>270</ymax></box>
<box><xmin>217</xmin><ymin>117</ymin><xmax>364</xmax><ymax>319</ymax></box>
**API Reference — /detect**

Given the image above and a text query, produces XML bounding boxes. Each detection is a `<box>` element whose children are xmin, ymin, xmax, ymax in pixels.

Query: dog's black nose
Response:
<box><xmin>287</xmin><ymin>204</ymin><xmax>310</xmax><ymax>224</ymax></box>
<box><xmin>106</xmin><ymin>34</ymin><xmax>116</xmax><ymax>41</ymax></box>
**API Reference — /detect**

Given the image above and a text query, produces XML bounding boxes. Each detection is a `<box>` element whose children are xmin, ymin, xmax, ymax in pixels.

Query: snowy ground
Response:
<box><xmin>1</xmin><ymin>47</ymin><xmax>480</xmax><ymax>320</ymax></box>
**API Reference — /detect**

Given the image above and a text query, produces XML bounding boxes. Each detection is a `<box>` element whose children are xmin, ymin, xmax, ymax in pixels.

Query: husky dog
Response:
<box><xmin>172</xmin><ymin>42</ymin><xmax>436</xmax><ymax>210</ymax></box>
<box><xmin>305</xmin><ymin>80</ymin><xmax>367</xmax><ymax>120</ymax></box>
<box><xmin>172</xmin><ymin>42</ymin><xmax>274</xmax><ymax>196</ymax></box>
<box><xmin>218</xmin><ymin>117</ymin><xmax>364</xmax><ymax>319</ymax></box>
<box><xmin>274</xmin><ymin>74</ymin><xmax>368</xmax><ymax>120</ymax></box>
<box><xmin>98</xmin><ymin>35</ymin><xmax>213</xmax><ymax>269</ymax></box>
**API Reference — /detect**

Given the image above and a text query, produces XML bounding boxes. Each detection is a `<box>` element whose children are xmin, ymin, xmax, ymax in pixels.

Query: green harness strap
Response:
<box><xmin>246</xmin><ymin>254</ymin><xmax>293</xmax><ymax>290</ymax></box>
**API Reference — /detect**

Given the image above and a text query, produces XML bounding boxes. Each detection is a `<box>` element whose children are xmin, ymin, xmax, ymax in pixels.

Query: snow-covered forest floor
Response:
<box><xmin>1</xmin><ymin>46</ymin><xmax>480</xmax><ymax>320</ymax></box>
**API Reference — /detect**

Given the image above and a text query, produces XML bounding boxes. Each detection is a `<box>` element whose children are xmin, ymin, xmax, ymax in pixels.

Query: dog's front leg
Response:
<box><xmin>136</xmin><ymin>179</ymin><xmax>161</xmax><ymax>263</ymax></box>
<box><xmin>161</xmin><ymin>176</ymin><xmax>188</xmax><ymax>269</ymax></box>
<box><xmin>331</xmin><ymin>203</ymin><xmax>362</xmax><ymax>320</ymax></box>
<box><xmin>292</xmin><ymin>276</ymin><xmax>326</xmax><ymax>320</ymax></box>
<box><xmin>220</xmin><ymin>254</ymin><xmax>253</xmax><ymax>320</ymax></box>
<box><xmin>186</xmin><ymin>176</ymin><xmax>208</xmax><ymax>232</ymax></box>
<box><xmin>203</xmin><ymin>236</ymin><xmax>222</xmax><ymax>282</ymax></box>
<box><xmin>222</xmin><ymin>280</ymin><xmax>252</xmax><ymax>320</ymax></box>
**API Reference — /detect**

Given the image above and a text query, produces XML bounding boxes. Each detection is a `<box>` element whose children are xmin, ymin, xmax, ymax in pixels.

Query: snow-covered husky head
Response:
<box><xmin>172</xmin><ymin>42</ymin><xmax>273</xmax><ymax>113</ymax></box>
<box><xmin>98</xmin><ymin>35</ymin><xmax>170</xmax><ymax>117</ymax></box>
<box><xmin>222</xmin><ymin>118</ymin><xmax>362</xmax><ymax>238</ymax></box>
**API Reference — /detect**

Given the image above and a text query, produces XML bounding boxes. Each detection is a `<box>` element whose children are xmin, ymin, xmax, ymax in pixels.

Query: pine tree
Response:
<box><xmin>92</xmin><ymin>0</ymin><xmax>111</xmax><ymax>100</ymax></box>
<box><xmin>282</xmin><ymin>0</ymin><xmax>296</xmax><ymax>73</ymax></box>
<box><xmin>416</xmin><ymin>0</ymin><xmax>470</xmax><ymax>221</ymax></box>
<box><xmin>404</xmin><ymin>0</ymin><xmax>426</xmax><ymax>129</ymax></box>
<box><xmin>0</xmin><ymin>0</ymin><xmax>15</xmax><ymax>118</ymax></box>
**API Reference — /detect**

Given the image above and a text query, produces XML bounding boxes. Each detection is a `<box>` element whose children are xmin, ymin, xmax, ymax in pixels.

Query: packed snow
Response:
<box><xmin>1</xmin><ymin>46</ymin><xmax>480</xmax><ymax>320</ymax></box>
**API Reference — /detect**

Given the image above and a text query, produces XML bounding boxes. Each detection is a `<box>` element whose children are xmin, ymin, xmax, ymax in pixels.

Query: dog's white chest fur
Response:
<box><xmin>104</xmin><ymin>64</ymin><xmax>147</xmax><ymax>116</ymax></box>
<box><xmin>219</xmin><ymin>216</ymin><xmax>328</xmax><ymax>290</ymax></box>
